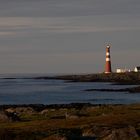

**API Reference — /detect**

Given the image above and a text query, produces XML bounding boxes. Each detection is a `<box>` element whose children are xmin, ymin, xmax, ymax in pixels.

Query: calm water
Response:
<box><xmin>0</xmin><ymin>76</ymin><xmax>140</xmax><ymax>105</ymax></box>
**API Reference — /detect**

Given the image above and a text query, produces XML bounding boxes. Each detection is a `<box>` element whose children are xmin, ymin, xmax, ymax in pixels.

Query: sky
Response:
<box><xmin>0</xmin><ymin>0</ymin><xmax>140</xmax><ymax>74</ymax></box>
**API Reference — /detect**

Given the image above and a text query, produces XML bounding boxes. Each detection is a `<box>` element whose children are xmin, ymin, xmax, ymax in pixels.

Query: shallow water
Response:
<box><xmin>0</xmin><ymin>77</ymin><xmax>139</xmax><ymax>105</ymax></box>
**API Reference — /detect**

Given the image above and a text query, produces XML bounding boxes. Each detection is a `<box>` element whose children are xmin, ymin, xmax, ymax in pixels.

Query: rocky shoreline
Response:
<box><xmin>52</xmin><ymin>72</ymin><xmax>140</xmax><ymax>85</ymax></box>
<box><xmin>0</xmin><ymin>103</ymin><xmax>140</xmax><ymax>140</ymax></box>
<box><xmin>85</xmin><ymin>86</ymin><xmax>140</xmax><ymax>93</ymax></box>
<box><xmin>54</xmin><ymin>73</ymin><xmax>140</xmax><ymax>93</ymax></box>
<box><xmin>3</xmin><ymin>72</ymin><xmax>140</xmax><ymax>85</ymax></box>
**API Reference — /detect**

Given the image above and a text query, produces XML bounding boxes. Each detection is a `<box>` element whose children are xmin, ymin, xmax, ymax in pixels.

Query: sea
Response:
<box><xmin>0</xmin><ymin>74</ymin><xmax>140</xmax><ymax>105</ymax></box>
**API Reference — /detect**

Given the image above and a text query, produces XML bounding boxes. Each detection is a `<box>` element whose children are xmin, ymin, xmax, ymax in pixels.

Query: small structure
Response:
<box><xmin>116</xmin><ymin>69</ymin><xmax>125</xmax><ymax>73</ymax></box>
<box><xmin>134</xmin><ymin>67</ymin><xmax>140</xmax><ymax>72</ymax></box>
<box><xmin>116</xmin><ymin>68</ymin><xmax>131</xmax><ymax>73</ymax></box>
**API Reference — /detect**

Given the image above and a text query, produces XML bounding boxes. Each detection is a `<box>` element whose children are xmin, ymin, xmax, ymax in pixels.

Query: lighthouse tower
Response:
<box><xmin>105</xmin><ymin>45</ymin><xmax>112</xmax><ymax>73</ymax></box>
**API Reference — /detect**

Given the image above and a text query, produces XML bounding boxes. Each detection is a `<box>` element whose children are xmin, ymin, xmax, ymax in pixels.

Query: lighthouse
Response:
<box><xmin>105</xmin><ymin>45</ymin><xmax>112</xmax><ymax>73</ymax></box>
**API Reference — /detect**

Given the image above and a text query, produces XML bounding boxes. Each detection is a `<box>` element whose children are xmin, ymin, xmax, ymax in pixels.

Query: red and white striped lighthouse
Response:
<box><xmin>105</xmin><ymin>45</ymin><xmax>112</xmax><ymax>73</ymax></box>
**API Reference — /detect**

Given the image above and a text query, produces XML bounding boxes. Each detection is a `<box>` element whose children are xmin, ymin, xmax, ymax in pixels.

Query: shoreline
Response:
<box><xmin>1</xmin><ymin>72</ymin><xmax>140</xmax><ymax>84</ymax></box>
<box><xmin>53</xmin><ymin>72</ymin><xmax>140</xmax><ymax>85</ymax></box>
<box><xmin>85</xmin><ymin>86</ymin><xmax>140</xmax><ymax>93</ymax></box>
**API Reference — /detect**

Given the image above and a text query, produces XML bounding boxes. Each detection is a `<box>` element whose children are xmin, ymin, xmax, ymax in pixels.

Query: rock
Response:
<box><xmin>65</xmin><ymin>112</ymin><xmax>79</xmax><ymax>119</ymax></box>
<box><xmin>49</xmin><ymin>109</ymin><xmax>56</xmax><ymax>112</ymax></box>
<box><xmin>14</xmin><ymin>107</ymin><xmax>36</xmax><ymax>115</ymax></box>
<box><xmin>0</xmin><ymin>111</ymin><xmax>20</xmax><ymax>122</ymax></box>
<box><xmin>102</xmin><ymin>126</ymin><xmax>138</xmax><ymax>140</ymax></box>
<box><xmin>0</xmin><ymin>111</ymin><xmax>10</xmax><ymax>122</ymax></box>
<box><xmin>5</xmin><ymin>108</ymin><xmax>15</xmax><ymax>113</ymax></box>
<box><xmin>82</xmin><ymin>125</ymin><xmax>111</xmax><ymax>137</ymax></box>
<box><xmin>82</xmin><ymin>125</ymin><xmax>138</xmax><ymax>140</ymax></box>
<box><xmin>40</xmin><ymin>109</ymin><xmax>49</xmax><ymax>115</ymax></box>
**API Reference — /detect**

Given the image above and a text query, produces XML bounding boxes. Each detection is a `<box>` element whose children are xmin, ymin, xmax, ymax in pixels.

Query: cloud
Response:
<box><xmin>0</xmin><ymin>0</ymin><xmax>140</xmax><ymax>17</ymax></box>
<box><xmin>0</xmin><ymin>31</ymin><xmax>16</xmax><ymax>36</ymax></box>
<box><xmin>46</xmin><ymin>26</ymin><xmax>140</xmax><ymax>33</ymax></box>
<box><xmin>0</xmin><ymin>16</ymin><xmax>140</xmax><ymax>36</ymax></box>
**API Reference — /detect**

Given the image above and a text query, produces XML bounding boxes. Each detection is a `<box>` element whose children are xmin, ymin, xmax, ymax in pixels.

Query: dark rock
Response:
<box><xmin>0</xmin><ymin>111</ymin><xmax>10</xmax><ymax>122</ymax></box>
<box><xmin>85</xmin><ymin>86</ymin><xmax>140</xmax><ymax>93</ymax></box>
<box><xmin>102</xmin><ymin>126</ymin><xmax>138</xmax><ymax>140</ymax></box>
<box><xmin>6</xmin><ymin>107</ymin><xmax>36</xmax><ymax>115</ymax></box>
<box><xmin>0</xmin><ymin>111</ymin><xmax>20</xmax><ymax>122</ymax></box>
<box><xmin>85</xmin><ymin>88</ymin><xmax>128</xmax><ymax>92</ymax></box>
<box><xmin>82</xmin><ymin>125</ymin><xmax>138</xmax><ymax>140</ymax></box>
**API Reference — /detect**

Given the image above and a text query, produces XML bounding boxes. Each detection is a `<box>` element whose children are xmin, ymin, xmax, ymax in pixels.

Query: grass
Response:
<box><xmin>0</xmin><ymin>104</ymin><xmax>140</xmax><ymax>139</ymax></box>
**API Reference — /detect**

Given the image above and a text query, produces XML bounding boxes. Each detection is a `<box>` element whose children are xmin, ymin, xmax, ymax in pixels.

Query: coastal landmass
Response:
<box><xmin>53</xmin><ymin>72</ymin><xmax>140</xmax><ymax>85</ymax></box>
<box><xmin>3</xmin><ymin>72</ymin><xmax>140</xmax><ymax>85</ymax></box>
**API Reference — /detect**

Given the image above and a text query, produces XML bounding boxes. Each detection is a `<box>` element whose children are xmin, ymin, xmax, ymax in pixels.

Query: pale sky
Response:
<box><xmin>0</xmin><ymin>0</ymin><xmax>140</xmax><ymax>74</ymax></box>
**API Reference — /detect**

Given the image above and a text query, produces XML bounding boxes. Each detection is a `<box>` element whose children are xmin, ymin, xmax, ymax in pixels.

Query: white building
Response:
<box><xmin>134</xmin><ymin>67</ymin><xmax>140</xmax><ymax>72</ymax></box>
<box><xmin>116</xmin><ymin>68</ymin><xmax>131</xmax><ymax>73</ymax></box>
<box><xmin>116</xmin><ymin>69</ymin><xmax>124</xmax><ymax>73</ymax></box>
